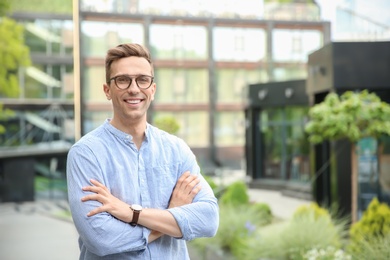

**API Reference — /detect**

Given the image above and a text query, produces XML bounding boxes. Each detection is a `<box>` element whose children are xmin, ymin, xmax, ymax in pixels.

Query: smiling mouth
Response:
<box><xmin>125</xmin><ymin>99</ymin><xmax>142</xmax><ymax>104</ymax></box>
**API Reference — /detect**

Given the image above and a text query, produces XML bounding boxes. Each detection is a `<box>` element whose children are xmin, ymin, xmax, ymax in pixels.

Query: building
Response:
<box><xmin>1</xmin><ymin>0</ymin><xmax>330</xmax><ymax>201</ymax></box>
<box><xmin>75</xmin><ymin>0</ymin><xmax>329</xmax><ymax>173</ymax></box>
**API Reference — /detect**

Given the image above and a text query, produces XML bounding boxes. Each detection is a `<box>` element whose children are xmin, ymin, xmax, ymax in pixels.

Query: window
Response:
<box><xmin>216</xmin><ymin>68</ymin><xmax>268</xmax><ymax>103</ymax></box>
<box><xmin>215</xmin><ymin>111</ymin><xmax>245</xmax><ymax>146</ymax></box>
<box><xmin>273</xmin><ymin>29</ymin><xmax>322</xmax><ymax>62</ymax></box>
<box><xmin>261</xmin><ymin>106</ymin><xmax>310</xmax><ymax>181</ymax></box>
<box><xmin>213</xmin><ymin>27</ymin><xmax>266</xmax><ymax>62</ymax></box>
<box><xmin>152</xmin><ymin>111</ymin><xmax>209</xmax><ymax>147</ymax></box>
<box><xmin>83</xmin><ymin>66</ymin><xmax>106</xmax><ymax>101</ymax></box>
<box><xmin>150</xmin><ymin>24</ymin><xmax>207</xmax><ymax>60</ymax></box>
<box><xmin>82</xmin><ymin>21</ymin><xmax>144</xmax><ymax>58</ymax></box>
<box><xmin>154</xmin><ymin>68</ymin><xmax>208</xmax><ymax>104</ymax></box>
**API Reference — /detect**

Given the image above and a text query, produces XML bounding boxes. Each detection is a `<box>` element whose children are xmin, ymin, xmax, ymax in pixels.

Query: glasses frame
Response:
<box><xmin>108</xmin><ymin>74</ymin><xmax>154</xmax><ymax>90</ymax></box>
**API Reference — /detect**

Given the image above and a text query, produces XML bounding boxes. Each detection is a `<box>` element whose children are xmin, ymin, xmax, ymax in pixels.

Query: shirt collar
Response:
<box><xmin>104</xmin><ymin>119</ymin><xmax>151</xmax><ymax>143</ymax></box>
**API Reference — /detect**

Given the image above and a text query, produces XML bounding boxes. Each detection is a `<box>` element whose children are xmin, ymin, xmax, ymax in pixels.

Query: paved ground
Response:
<box><xmin>0</xmin><ymin>200</ymin><xmax>79</xmax><ymax>260</ymax></box>
<box><xmin>0</xmin><ymin>172</ymin><xmax>311</xmax><ymax>260</ymax></box>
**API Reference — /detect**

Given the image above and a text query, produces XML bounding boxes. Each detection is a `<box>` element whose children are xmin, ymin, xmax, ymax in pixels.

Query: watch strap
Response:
<box><xmin>130</xmin><ymin>205</ymin><xmax>141</xmax><ymax>226</ymax></box>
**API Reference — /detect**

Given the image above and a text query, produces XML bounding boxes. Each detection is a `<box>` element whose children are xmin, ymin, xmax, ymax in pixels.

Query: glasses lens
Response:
<box><xmin>136</xmin><ymin>76</ymin><xmax>153</xmax><ymax>89</ymax></box>
<box><xmin>115</xmin><ymin>75</ymin><xmax>131</xmax><ymax>89</ymax></box>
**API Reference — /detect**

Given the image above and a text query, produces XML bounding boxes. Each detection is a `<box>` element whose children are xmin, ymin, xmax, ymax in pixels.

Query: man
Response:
<box><xmin>66</xmin><ymin>43</ymin><xmax>219</xmax><ymax>259</ymax></box>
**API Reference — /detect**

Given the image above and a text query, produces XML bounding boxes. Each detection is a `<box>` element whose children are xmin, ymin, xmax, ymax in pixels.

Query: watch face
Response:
<box><xmin>132</xmin><ymin>204</ymin><xmax>142</xmax><ymax>211</ymax></box>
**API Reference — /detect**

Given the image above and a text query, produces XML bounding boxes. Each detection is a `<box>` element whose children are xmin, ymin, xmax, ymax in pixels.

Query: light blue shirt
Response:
<box><xmin>66</xmin><ymin>119</ymin><xmax>219</xmax><ymax>259</ymax></box>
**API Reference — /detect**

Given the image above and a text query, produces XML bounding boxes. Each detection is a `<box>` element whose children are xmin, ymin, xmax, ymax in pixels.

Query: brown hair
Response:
<box><xmin>105</xmin><ymin>43</ymin><xmax>153</xmax><ymax>83</ymax></box>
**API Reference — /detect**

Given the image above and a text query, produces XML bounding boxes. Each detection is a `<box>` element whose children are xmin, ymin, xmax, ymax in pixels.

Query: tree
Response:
<box><xmin>0</xmin><ymin>0</ymin><xmax>31</xmax><ymax>133</ymax></box>
<box><xmin>305</xmin><ymin>90</ymin><xmax>390</xmax><ymax>144</ymax></box>
<box><xmin>305</xmin><ymin>90</ymin><xmax>390</xmax><ymax>222</ymax></box>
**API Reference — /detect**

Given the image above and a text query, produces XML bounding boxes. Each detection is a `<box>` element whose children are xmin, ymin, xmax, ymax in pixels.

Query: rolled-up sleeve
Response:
<box><xmin>67</xmin><ymin>144</ymin><xmax>151</xmax><ymax>256</ymax></box>
<box><xmin>167</xmin><ymin>139</ymin><xmax>219</xmax><ymax>241</ymax></box>
<box><xmin>168</xmin><ymin>196</ymin><xmax>219</xmax><ymax>241</ymax></box>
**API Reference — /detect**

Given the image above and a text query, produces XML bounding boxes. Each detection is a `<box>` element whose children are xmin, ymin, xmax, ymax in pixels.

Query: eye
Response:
<box><xmin>137</xmin><ymin>76</ymin><xmax>150</xmax><ymax>83</ymax></box>
<box><xmin>116</xmin><ymin>76</ymin><xmax>130</xmax><ymax>84</ymax></box>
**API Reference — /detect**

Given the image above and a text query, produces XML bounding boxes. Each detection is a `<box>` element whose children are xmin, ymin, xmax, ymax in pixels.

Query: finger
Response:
<box><xmin>82</xmin><ymin>185</ymin><xmax>106</xmax><ymax>194</ymax></box>
<box><xmin>189</xmin><ymin>184</ymin><xmax>202</xmax><ymax>197</ymax></box>
<box><xmin>176</xmin><ymin>171</ymin><xmax>191</xmax><ymax>188</ymax></box>
<box><xmin>87</xmin><ymin>206</ymin><xmax>107</xmax><ymax>217</ymax></box>
<box><xmin>183</xmin><ymin>176</ymin><xmax>200</xmax><ymax>194</ymax></box>
<box><xmin>81</xmin><ymin>193</ymin><xmax>103</xmax><ymax>202</ymax></box>
<box><xmin>180</xmin><ymin>174</ymin><xmax>197</xmax><ymax>187</ymax></box>
<box><xmin>90</xmin><ymin>179</ymin><xmax>109</xmax><ymax>192</ymax></box>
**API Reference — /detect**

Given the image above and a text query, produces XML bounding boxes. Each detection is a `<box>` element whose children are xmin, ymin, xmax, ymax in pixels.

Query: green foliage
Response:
<box><xmin>153</xmin><ymin>115</ymin><xmax>180</xmax><ymax>135</ymax></box>
<box><xmin>190</xmin><ymin>203</ymin><xmax>271</xmax><ymax>259</ymax></box>
<box><xmin>305</xmin><ymin>90</ymin><xmax>390</xmax><ymax>144</ymax></box>
<box><xmin>251</xmin><ymin>202</ymin><xmax>273</xmax><ymax>225</ymax></box>
<box><xmin>347</xmin><ymin>234</ymin><xmax>390</xmax><ymax>260</ymax></box>
<box><xmin>0</xmin><ymin>4</ymin><xmax>31</xmax><ymax>131</ymax></box>
<box><xmin>0</xmin><ymin>0</ymin><xmax>10</xmax><ymax>16</ymax></box>
<box><xmin>0</xmin><ymin>17</ymin><xmax>30</xmax><ymax>97</ymax></box>
<box><xmin>10</xmin><ymin>0</ymin><xmax>72</xmax><ymax>14</ymax></box>
<box><xmin>240</xmin><ymin>203</ymin><xmax>347</xmax><ymax>260</ymax></box>
<box><xmin>293</xmin><ymin>202</ymin><xmax>330</xmax><ymax>220</ymax></box>
<box><xmin>0</xmin><ymin>103</ymin><xmax>14</xmax><ymax>134</ymax></box>
<box><xmin>190</xmin><ymin>179</ymin><xmax>273</xmax><ymax>259</ymax></box>
<box><xmin>348</xmin><ymin>197</ymin><xmax>390</xmax><ymax>255</ymax></box>
<box><xmin>219</xmin><ymin>181</ymin><xmax>249</xmax><ymax>206</ymax></box>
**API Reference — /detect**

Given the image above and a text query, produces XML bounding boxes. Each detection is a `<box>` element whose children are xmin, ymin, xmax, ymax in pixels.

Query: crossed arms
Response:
<box><xmin>81</xmin><ymin>171</ymin><xmax>201</xmax><ymax>241</ymax></box>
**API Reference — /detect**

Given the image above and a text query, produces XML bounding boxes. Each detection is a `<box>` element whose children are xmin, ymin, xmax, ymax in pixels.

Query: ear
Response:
<box><xmin>150</xmin><ymin>83</ymin><xmax>156</xmax><ymax>101</ymax></box>
<box><xmin>103</xmin><ymin>83</ymin><xmax>111</xmax><ymax>100</ymax></box>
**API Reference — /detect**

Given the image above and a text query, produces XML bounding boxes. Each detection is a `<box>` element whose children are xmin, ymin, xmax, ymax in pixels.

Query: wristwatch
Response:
<box><xmin>129</xmin><ymin>204</ymin><xmax>143</xmax><ymax>226</ymax></box>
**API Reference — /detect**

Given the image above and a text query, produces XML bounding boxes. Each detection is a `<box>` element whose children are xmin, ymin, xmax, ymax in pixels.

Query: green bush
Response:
<box><xmin>348</xmin><ymin>197</ymin><xmax>390</xmax><ymax>255</ymax></box>
<box><xmin>251</xmin><ymin>202</ymin><xmax>272</xmax><ymax>225</ymax></box>
<box><xmin>153</xmin><ymin>115</ymin><xmax>180</xmax><ymax>134</ymax></box>
<box><xmin>348</xmin><ymin>234</ymin><xmax>390</xmax><ymax>260</ymax></box>
<box><xmin>240</xmin><ymin>203</ymin><xmax>347</xmax><ymax>260</ymax></box>
<box><xmin>219</xmin><ymin>181</ymin><xmax>249</xmax><ymax>206</ymax></box>
<box><xmin>190</xmin><ymin>203</ymin><xmax>271</xmax><ymax>259</ymax></box>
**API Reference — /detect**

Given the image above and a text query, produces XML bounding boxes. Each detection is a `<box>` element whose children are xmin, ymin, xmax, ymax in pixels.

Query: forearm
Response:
<box><xmin>139</xmin><ymin>208</ymin><xmax>183</xmax><ymax>238</ymax></box>
<box><xmin>148</xmin><ymin>230</ymin><xmax>163</xmax><ymax>243</ymax></box>
<box><xmin>168</xmin><ymin>199</ymin><xmax>219</xmax><ymax>241</ymax></box>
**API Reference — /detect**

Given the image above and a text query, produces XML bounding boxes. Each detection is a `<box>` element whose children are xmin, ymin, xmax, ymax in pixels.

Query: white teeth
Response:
<box><xmin>126</xmin><ymin>100</ymin><xmax>141</xmax><ymax>104</ymax></box>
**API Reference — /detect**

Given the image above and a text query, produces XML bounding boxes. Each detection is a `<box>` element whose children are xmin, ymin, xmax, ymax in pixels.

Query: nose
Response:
<box><xmin>127</xmin><ymin>78</ymin><xmax>139</xmax><ymax>92</ymax></box>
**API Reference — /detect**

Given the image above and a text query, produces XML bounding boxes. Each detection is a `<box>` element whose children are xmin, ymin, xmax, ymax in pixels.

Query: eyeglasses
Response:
<box><xmin>108</xmin><ymin>75</ymin><xmax>154</xmax><ymax>90</ymax></box>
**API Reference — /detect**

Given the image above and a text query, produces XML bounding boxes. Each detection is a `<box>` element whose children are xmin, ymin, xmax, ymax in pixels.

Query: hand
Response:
<box><xmin>81</xmin><ymin>179</ymin><xmax>131</xmax><ymax>222</ymax></box>
<box><xmin>169</xmin><ymin>171</ymin><xmax>201</xmax><ymax>208</ymax></box>
<box><xmin>149</xmin><ymin>171</ymin><xmax>201</xmax><ymax>243</ymax></box>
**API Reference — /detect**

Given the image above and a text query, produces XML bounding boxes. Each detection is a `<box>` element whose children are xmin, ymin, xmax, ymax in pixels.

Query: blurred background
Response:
<box><xmin>0</xmin><ymin>0</ymin><xmax>390</xmax><ymax>259</ymax></box>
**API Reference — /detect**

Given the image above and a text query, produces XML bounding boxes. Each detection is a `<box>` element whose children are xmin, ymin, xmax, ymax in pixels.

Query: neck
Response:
<box><xmin>110</xmin><ymin>118</ymin><xmax>146</xmax><ymax>149</ymax></box>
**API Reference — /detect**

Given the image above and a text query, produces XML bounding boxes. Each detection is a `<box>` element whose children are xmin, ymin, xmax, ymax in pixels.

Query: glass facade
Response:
<box><xmin>334</xmin><ymin>0</ymin><xmax>390</xmax><ymax>41</ymax></box>
<box><xmin>76</xmin><ymin>12</ymin><xmax>328</xmax><ymax>169</ymax></box>
<box><xmin>261</xmin><ymin>106</ymin><xmax>310</xmax><ymax>182</ymax></box>
<box><xmin>213</xmin><ymin>27</ymin><xmax>266</xmax><ymax>62</ymax></box>
<box><xmin>84</xmin><ymin>66</ymin><xmax>107</xmax><ymax>102</ymax></box>
<box><xmin>82</xmin><ymin>21</ymin><xmax>144</xmax><ymax>58</ymax></box>
<box><xmin>17</xmin><ymin>18</ymin><xmax>74</xmax><ymax>101</ymax></box>
<box><xmin>152</xmin><ymin>111</ymin><xmax>209</xmax><ymax>147</ymax></box>
<box><xmin>154</xmin><ymin>68</ymin><xmax>208</xmax><ymax>104</ymax></box>
<box><xmin>24</xmin><ymin>19</ymin><xmax>73</xmax><ymax>55</ymax></box>
<box><xmin>1</xmin><ymin>15</ymin><xmax>74</xmax><ymax>148</ymax></box>
<box><xmin>150</xmin><ymin>25</ymin><xmax>208</xmax><ymax>60</ymax></box>
<box><xmin>216</xmin><ymin>68</ymin><xmax>268</xmax><ymax>103</ymax></box>
<box><xmin>272</xmin><ymin>29</ymin><xmax>322</xmax><ymax>62</ymax></box>
<box><xmin>215</xmin><ymin>111</ymin><xmax>245</xmax><ymax>146</ymax></box>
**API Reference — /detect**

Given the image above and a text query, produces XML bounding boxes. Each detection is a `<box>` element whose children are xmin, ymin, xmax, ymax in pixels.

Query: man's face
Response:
<box><xmin>103</xmin><ymin>56</ymin><xmax>156</xmax><ymax>125</ymax></box>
